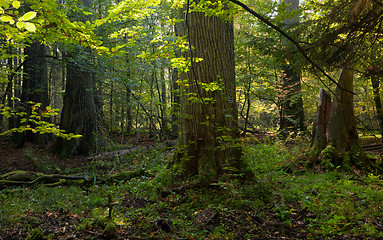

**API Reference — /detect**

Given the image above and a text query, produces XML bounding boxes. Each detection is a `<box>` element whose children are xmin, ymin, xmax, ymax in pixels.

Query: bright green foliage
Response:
<box><xmin>0</xmin><ymin>99</ymin><xmax>82</xmax><ymax>140</ymax></box>
<box><xmin>0</xmin><ymin>0</ymin><xmax>37</xmax><ymax>34</ymax></box>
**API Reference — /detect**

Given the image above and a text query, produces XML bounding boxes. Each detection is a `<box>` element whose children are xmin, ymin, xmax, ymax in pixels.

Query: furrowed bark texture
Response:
<box><xmin>176</xmin><ymin>1</ymin><xmax>242</xmax><ymax>177</ymax></box>
<box><xmin>55</xmin><ymin>53</ymin><xmax>97</xmax><ymax>157</ymax></box>
<box><xmin>371</xmin><ymin>77</ymin><xmax>383</xmax><ymax>140</ymax></box>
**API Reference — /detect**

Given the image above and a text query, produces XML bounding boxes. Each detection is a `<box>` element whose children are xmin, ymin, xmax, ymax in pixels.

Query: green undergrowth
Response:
<box><xmin>1</xmin><ymin>142</ymin><xmax>383</xmax><ymax>239</ymax></box>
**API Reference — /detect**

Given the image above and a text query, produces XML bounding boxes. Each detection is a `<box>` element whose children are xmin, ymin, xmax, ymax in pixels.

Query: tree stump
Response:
<box><xmin>312</xmin><ymin>89</ymin><xmax>332</xmax><ymax>151</ymax></box>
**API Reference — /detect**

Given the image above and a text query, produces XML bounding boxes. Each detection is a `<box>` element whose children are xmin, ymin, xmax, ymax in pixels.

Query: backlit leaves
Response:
<box><xmin>0</xmin><ymin>100</ymin><xmax>82</xmax><ymax>140</ymax></box>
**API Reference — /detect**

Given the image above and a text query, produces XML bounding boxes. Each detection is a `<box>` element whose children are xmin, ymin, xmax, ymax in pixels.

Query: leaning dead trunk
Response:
<box><xmin>312</xmin><ymin>88</ymin><xmax>331</xmax><ymax>151</ymax></box>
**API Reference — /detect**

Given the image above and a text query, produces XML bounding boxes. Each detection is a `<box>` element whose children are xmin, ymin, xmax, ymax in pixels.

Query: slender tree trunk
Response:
<box><xmin>173</xmin><ymin>0</ymin><xmax>244</xmax><ymax>178</ymax></box>
<box><xmin>161</xmin><ymin>68</ymin><xmax>169</xmax><ymax>137</ymax></box>
<box><xmin>278</xmin><ymin>0</ymin><xmax>305</xmax><ymax>134</ymax></box>
<box><xmin>23</xmin><ymin>43</ymin><xmax>49</xmax><ymax>109</ymax></box>
<box><xmin>155</xmin><ymin>70</ymin><xmax>163</xmax><ymax>137</ymax></box>
<box><xmin>123</xmin><ymin>56</ymin><xmax>132</xmax><ymax>137</ymax></box>
<box><xmin>125</xmin><ymin>85</ymin><xmax>132</xmax><ymax>134</ymax></box>
<box><xmin>371</xmin><ymin>77</ymin><xmax>383</xmax><ymax>140</ymax></box>
<box><xmin>171</xmin><ymin>25</ymin><xmax>181</xmax><ymax>139</ymax></box>
<box><xmin>109</xmin><ymin>82</ymin><xmax>114</xmax><ymax>134</ymax></box>
<box><xmin>243</xmin><ymin>77</ymin><xmax>252</xmax><ymax>135</ymax></box>
<box><xmin>171</xmin><ymin>67</ymin><xmax>180</xmax><ymax>139</ymax></box>
<box><xmin>279</xmin><ymin>66</ymin><xmax>305</xmax><ymax>132</ymax></box>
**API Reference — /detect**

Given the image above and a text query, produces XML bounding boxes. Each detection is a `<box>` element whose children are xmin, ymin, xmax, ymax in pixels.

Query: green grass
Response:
<box><xmin>1</xmin><ymin>142</ymin><xmax>383</xmax><ymax>239</ymax></box>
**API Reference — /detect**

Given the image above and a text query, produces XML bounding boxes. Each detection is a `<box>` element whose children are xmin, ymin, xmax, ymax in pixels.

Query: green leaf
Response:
<box><xmin>19</xmin><ymin>11</ymin><xmax>36</xmax><ymax>21</ymax></box>
<box><xmin>16</xmin><ymin>21</ymin><xmax>24</xmax><ymax>29</ymax></box>
<box><xmin>0</xmin><ymin>15</ymin><xmax>14</xmax><ymax>22</ymax></box>
<box><xmin>24</xmin><ymin>22</ymin><xmax>36</xmax><ymax>32</ymax></box>
<box><xmin>1</xmin><ymin>111</ymin><xmax>11</xmax><ymax>118</ymax></box>
<box><xmin>12</xmin><ymin>1</ymin><xmax>21</xmax><ymax>9</ymax></box>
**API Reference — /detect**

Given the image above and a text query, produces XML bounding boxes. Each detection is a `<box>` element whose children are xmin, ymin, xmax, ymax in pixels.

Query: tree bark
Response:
<box><xmin>313</xmin><ymin>63</ymin><xmax>368</xmax><ymax>170</ymax></box>
<box><xmin>52</xmin><ymin>0</ymin><xmax>98</xmax><ymax>157</ymax></box>
<box><xmin>171</xmin><ymin>67</ymin><xmax>180</xmax><ymax>138</ymax></box>
<box><xmin>371</xmin><ymin>77</ymin><xmax>383</xmax><ymax>140</ymax></box>
<box><xmin>15</xmin><ymin>42</ymin><xmax>49</xmax><ymax>146</ymax></box>
<box><xmin>171</xmin><ymin>24</ymin><xmax>181</xmax><ymax>139</ymax></box>
<box><xmin>54</xmin><ymin>50</ymin><xmax>97</xmax><ymax>157</ymax></box>
<box><xmin>160</xmin><ymin>67</ymin><xmax>169</xmax><ymax>137</ymax></box>
<box><xmin>279</xmin><ymin>66</ymin><xmax>305</xmax><ymax>132</ymax></box>
<box><xmin>312</xmin><ymin>89</ymin><xmax>331</xmax><ymax>150</ymax></box>
<box><xmin>173</xmin><ymin>0</ymin><xmax>243</xmax><ymax>178</ymax></box>
<box><xmin>278</xmin><ymin>0</ymin><xmax>305</xmax><ymax>134</ymax></box>
<box><xmin>327</xmin><ymin>64</ymin><xmax>359</xmax><ymax>153</ymax></box>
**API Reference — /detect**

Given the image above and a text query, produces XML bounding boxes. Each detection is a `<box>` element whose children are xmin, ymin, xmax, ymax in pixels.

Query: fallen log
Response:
<box><xmin>0</xmin><ymin>169</ymin><xmax>152</xmax><ymax>189</ymax></box>
<box><xmin>362</xmin><ymin>143</ymin><xmax>383</xmax><ymax>151</ymax></box>
<box><xmin>89</xmin><ymin>146</ymin><xmax>152</xmax><ymax>161</ymax></box>
<box><xmin>0</xmin><ymin>170</ymin><xmax>87</xmax><ymax>189</ymax></box>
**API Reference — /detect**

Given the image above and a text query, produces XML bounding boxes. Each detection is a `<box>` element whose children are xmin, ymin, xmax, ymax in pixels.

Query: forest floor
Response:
<box><xmin>1</xmin><ymin>136</ymin><xmax>383</xmax><ymax>239</ymax></box>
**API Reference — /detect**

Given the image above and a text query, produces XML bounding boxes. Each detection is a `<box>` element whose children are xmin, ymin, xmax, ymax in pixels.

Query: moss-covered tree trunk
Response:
<box><xmin>314</xmin><ymin>64</ymin><xmax>366</xmax><ymax>169</ymax></box>
<box><xmin>327</xmin><ymin>64</ymin><xmax>359</xmax><ymax>153</ymax></box>
<box><xmin>173</xmin><ymin>0</ymin><xmax>243</xmax><ymax>178</ymax></box>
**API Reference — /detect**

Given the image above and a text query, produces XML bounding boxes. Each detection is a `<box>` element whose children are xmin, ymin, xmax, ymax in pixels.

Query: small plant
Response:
<box><xmin>25</xmin><ymin>228</ymin><xmax>45</xmax><ymax>240</ymax></box>
<box><xmin>0</xmin><ymin>99</ymin><xmax>82</xmax><ymax>140</ymax></box>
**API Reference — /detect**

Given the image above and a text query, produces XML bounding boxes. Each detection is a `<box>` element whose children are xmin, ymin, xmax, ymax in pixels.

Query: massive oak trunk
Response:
<box><xmin>53</xmin><ymin>0</ymin><xmax>97</xmax><ymax>157</ymax></box>
<box><xmin>15</xmin><ymin>42</ymin><xmax>49</xmax><ymax>146</ymax></box>
<box><xmin>53</xmin><ymin>50</ymin><xmax>97</xmax><ymax>157</ymax></box>
<box><xmin>173</xmin><ymin>0</ymin><xmax>243</xmax><ymax>178</ymax></box>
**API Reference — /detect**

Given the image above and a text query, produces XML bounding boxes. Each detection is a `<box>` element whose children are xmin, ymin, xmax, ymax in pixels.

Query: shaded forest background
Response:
<box><xmin>1</xmin><ymin>0</ymin><xmax>383</xmax><ymax>161</ymax></box>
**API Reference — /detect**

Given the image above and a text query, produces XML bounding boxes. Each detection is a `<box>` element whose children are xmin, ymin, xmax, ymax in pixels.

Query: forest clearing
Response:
<box><xmin>1</xmin><ymin>0</ymin><xmax>383</xmax><ymax>239</ymax></box>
